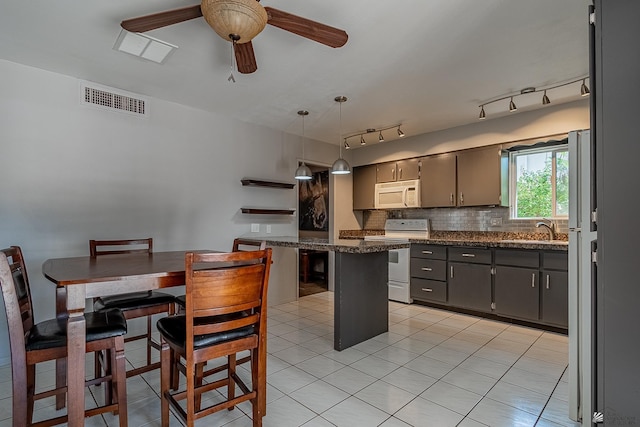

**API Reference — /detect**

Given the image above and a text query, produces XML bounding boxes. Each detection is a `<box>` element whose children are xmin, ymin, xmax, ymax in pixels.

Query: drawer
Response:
<box><xmin>410</xmin><ymin>244</ymin><xmax>446</xmax><ymax>260</ymax></box>
<box><xmin>448</xmin><ymin>247</ymin><xmax>492</xmax><ymax>264</ymax></box>
<box><xmin>410</xmin><ymin>258</ymin><xmax>446</xmax><ymax>280</ymax></box>
<box><xmin>543</xmin><ymin>251</ymin><xmax>568</xmax><ymax>270</ymax></box>
<box><xmin>495</xmin><ymin>249</ymin><xmax>540</xmax><ymax>268</ymax></box>
<box><xmin>411</xmin><ymin>278</ymin><xmax>447</xmax><ymax>303</ymax></box>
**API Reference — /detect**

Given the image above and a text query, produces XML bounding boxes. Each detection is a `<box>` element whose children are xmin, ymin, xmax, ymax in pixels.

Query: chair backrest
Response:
<box><xmin>90</xmin><ymin>238</ymin><xmax>153</xmax><ymax>258</ymax></box>
<box><xmin>0</xmin><ymin>246</ymin><xmax>33</xmax><ymax>368</ymax></box>
<box><xmin>184</xmin><ymin>249</ymin><xmax>272</xmax><ymax>349</ymax></box>
<box><xmin>232</xmin><ymin>238</ymin><xmax>266</xmax><ymax>252</ymax></box>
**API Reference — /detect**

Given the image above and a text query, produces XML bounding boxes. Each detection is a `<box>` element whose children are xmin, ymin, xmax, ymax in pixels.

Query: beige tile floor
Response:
<box><xmin>0</xmin><ymin>292</ymin><xmax>580</xmax><ymax>427</ymax></box>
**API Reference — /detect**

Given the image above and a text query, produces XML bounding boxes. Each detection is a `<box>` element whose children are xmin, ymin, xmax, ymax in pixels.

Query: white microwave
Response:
<box><xmin>374</xmin><ymin>179</ymin><xmax>421</xmax><ymax>209</ymax></box>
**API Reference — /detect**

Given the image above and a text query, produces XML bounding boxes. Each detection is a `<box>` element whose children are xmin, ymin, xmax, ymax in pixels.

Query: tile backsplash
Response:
<box><xmin>362</xmin><ymin>206</ymin><xmax>568</xmax><ymax>234</ymax></box>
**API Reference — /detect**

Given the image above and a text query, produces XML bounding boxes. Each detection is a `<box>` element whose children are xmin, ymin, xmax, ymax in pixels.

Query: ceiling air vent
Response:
<box><xmin>80</xmin><ymin>82</ymin><xmax>148</xmax><ymax>117</ymax></box>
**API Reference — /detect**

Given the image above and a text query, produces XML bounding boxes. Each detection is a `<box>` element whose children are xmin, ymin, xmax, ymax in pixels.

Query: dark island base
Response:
<box><xmin>334</xmin><ymin>251</ymin><xmax>389</xmax><ymax>350</ymax></box>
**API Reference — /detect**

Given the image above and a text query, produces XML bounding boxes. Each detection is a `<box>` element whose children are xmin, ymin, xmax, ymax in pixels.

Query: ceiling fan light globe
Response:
<box><xmin>201</xmin><ymin>0</ymin><xmax>268</xmax><ymax>43</ymax></box>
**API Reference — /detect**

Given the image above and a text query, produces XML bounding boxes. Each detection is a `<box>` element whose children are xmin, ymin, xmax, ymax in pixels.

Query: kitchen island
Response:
<box><xmin>242</xmin><ymin>236</ymin><xmax>409</xmax><ymax>350</ymax></box>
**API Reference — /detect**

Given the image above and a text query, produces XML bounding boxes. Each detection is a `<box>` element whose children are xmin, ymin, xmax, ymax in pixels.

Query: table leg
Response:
<box><xmin>66</xmin><ymin>286</ymin><xmax>87</xmax><ymax>427</ymax></box>
<box><xmin>55</xmin><ymin>287</ymin><xmax>67</xmax><ymax>410</ymax></box>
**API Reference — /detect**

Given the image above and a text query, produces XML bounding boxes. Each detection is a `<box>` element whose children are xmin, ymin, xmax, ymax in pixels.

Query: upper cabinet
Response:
<box><xmin>456</xmin><ymin>145</ymin><xmax>503</xmax><ymax>207</ymax></box>
<box><xmin>376</xmin><ymin>159</ymin><xmax>420</xmax><ymax>183</ymax></box>
<box><xmin>420</xmin><ymin>153</ymin><xmax>457</xmax><ymax>207</ymax></box>
<box><xmin>352</xmin><ymin>165</ymin><xmax>377</xmax><ymax>210</ymax></box>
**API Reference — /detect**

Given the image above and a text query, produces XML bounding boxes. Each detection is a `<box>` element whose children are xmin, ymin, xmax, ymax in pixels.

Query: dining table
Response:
<box><xmin>42</xmin><ymin>249</ymin><xmax>266</xmax><ymax>427</ymax></box>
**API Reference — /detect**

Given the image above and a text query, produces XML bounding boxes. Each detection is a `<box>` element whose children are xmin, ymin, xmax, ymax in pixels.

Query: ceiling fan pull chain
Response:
<box><xmin>228</xmin><ymin>41</ymin><xmax>236</xmax><ymax>83</ymax></box>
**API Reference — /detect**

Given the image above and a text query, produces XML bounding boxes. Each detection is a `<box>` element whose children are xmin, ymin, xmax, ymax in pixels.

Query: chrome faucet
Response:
<box><xmin>536</xmin><ymin>219</ymin><xmax>557</xmax><ymax>240</ymax></box>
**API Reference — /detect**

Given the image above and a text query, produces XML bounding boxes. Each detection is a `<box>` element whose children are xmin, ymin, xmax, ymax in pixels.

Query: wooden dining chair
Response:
<box><xmin>158</xmin><ymin>248</ymin><xmax>272</xmax><ymax>427</ymax></box>
<box><xmin>90</xmin><ymin>238</ymin><xmax>176</xmax><ymax>378</ymax></box>
<box><xmin>0</xmin><ymin>246</ymin><xmax>128</xmax><ymax>427</ymax></box>
<box><xmin>173</xmin><ymin>238</ymin><xmax>266</xmax><ymax>310</ymax></box>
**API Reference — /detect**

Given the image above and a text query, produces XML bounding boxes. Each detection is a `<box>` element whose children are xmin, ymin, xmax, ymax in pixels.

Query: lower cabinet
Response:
<box><xmin>447</xmin><ymin>250</ymin><xmax>492</xmax><ymax>313</ymax></box>
<box><xmin>494</xmin><ymin>266</ymin><xmax>540</xmax><ymax>321</ymax></box>
<box><xmin>410</xmin><ymin>244</ymin><xmax>447</xmax><ymax>303</ymax></box>
<box><xmin>541</xmin><ymin>252</ymin><xmax>569</xmax><ymax>328</ymax></box>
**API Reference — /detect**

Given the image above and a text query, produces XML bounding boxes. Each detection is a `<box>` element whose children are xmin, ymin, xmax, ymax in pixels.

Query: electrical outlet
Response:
<box><xmin>251</xmin><ymin>223</ymin><xmax>260</xmax><ymax>233</ymax></box>
<box><xmin>266</xmin><ymin>225</ymin><xmax>272</xmax><ymax>234</ymax></box>
<box><xmin>490</xmin><ymin>217</ymin><xmax>502</xmax><ymax>226</ymax></box>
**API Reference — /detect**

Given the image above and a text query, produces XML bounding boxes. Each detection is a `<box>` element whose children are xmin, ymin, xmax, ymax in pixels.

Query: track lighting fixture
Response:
<box><xmin>478</xmin><ymin>76</ymin><xmax>589</xmax><ymax>120</ymax></box>
<box><xmin>542</xmin><ymin>90</ymin><xmax>551</xmax><ymax>105</ymax></box>
<box><xmin>581</xmin><ymin>79</ymin><xmax>590</xmax><ymax>96</ymax></box>
<box><xmin>331</xmin><ymin>96</ymin><xmax>351</xmax><ymax>175</ymax></box>
<box><xmin>340</xmin><ymin>124</ymin><xmax>406</xmax><ymax>149</ymax></box>
<box><xmin>294</xmin><ymin>110</ymin><xmax>313</xmax><ymax>180</ymax></box>
<box><xmin>344</xmin><ymin>139</ymin><xmax>350</xmax><ymax>150</ymax></box>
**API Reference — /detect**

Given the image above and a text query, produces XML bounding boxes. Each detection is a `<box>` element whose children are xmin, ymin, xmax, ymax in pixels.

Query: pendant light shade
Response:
<box><xmin>294</xmin><ymin>110</ymin><xmax>313</xmax><ymax>180</ymax></box>
<box><xmin>331</xmin><ymin>96</ymin><xmax>351</xmax><ymax>175</ymax></box>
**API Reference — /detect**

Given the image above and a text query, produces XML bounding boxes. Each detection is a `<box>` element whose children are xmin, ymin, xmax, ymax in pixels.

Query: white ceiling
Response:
<box><xmin>0</xmin><ymin>0</ymin><xmax>591</xmax><ymax>146</ymax></box>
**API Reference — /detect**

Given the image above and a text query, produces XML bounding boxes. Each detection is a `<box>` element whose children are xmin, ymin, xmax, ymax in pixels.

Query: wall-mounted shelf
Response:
<box><xmin>241</xmin><ymin>179</ymin><xmax>295</xmax><ymax>189</ymax></box>
<box><xmin>241</xmin><ymin>207</ymin><xmax>296</xmax><ymax>215</ymax></box>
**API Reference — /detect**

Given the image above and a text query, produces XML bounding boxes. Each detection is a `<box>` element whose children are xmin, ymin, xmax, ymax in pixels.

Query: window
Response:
<box><xmin>509</xmin><ymin>144</ymin><xmax>569</xmax><ymax>219</ymax></box>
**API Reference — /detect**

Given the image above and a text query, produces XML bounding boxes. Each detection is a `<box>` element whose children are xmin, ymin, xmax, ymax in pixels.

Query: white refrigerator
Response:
<box><xmin>568</xmin><ymin>129</ymin><xmax>597</xmax><ymax>424</ymax></box>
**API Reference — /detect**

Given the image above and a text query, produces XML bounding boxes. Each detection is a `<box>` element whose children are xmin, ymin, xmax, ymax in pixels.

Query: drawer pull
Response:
<box><xmin>546</xmin><ymin>274</ymin><xmax>550</xmax><ymax>289</ymax></box>
<box><xmin>421</xmin><ymin>288</ymin><xmax>433</xmax><ymax>292</ymax></box>
<box><xmin>421</xmin><ymin>267</ymin><xmax>433</xmax><ymax>272</ymax></box>
<box><xmin>532</xmin><ymin>273</ymin><xmax>536</xmax><ymax>288</ymax></box>
<box><xmin>422</xmin><ymin>250</ymin><xmax>433</xmax><ymax>255</ymax></box>
<box><xmin>461</xmin><ymin>253</ymin><xmax>476</xmax><ymax>258</ymax></box>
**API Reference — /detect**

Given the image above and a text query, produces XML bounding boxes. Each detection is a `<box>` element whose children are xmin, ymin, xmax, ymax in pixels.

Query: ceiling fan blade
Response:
<box><xmin>264</xmin><ymin>7</ymin><xmax>348</xmax><ymax>48</ymax></box>
<box><xmin>121</xmin><ymin>5</ymin><xmax>203</xmax><ymax>33</ymax></box>
<box><xmin>234</xmin><ymin>42</ymin><xmax>258</xmax><ymax>74</ymax></box>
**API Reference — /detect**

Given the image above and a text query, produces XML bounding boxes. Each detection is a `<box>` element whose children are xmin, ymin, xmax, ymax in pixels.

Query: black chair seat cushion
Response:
<box><xmin>174</xmin><ymin>294</ymin><xmax>186</xmax><ymax>307</ymax></box>
<box><xmin>157</xmin><ymin>313</ymin><xmax>255</xmax><ymax>350</ymax></box>
<box><xmin>26</xmin><ymin>308</ymin><xmax>127</xmax><ymax>351</ymax></box>
<box><xmin>94</xmin><ymin>291</ymin><xmax>176</xmax><ymax>311</ymax></box>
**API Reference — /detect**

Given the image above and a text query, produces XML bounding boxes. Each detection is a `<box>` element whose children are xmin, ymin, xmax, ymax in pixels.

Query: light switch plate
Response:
<box><xmin>266</xmin><ymin>225</ymin><xmax>272</xmax><ymax>233</ymax></box>
<box><xmin>490</xmin><ymin>217</ymin><xmax>502</xmax><ymax>226</ymax></box>
<box><xmin>251</xmin><ymin>223</ymin><xmax>260</xmax><ymax>232</ymax></box>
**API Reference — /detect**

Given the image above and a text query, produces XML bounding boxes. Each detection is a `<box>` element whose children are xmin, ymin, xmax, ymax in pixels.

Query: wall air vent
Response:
<box><xmin>80</xmin><ymin>82</ymin><xmax>148</xmax><ymax>117</ymax></box>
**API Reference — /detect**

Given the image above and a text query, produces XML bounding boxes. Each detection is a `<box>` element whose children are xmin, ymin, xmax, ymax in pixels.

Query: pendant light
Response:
<box><xmin>331</xmin><ymin>96</ymin><xmax>351</xmax><ymax>175</ymax></box>
<box><xmin>294</xmin><ymin>110</ymin><xmax>313</xmax><ymax>180</ymax></box>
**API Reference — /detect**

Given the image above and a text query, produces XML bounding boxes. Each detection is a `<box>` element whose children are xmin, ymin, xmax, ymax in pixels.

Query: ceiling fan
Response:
<box><xmin>120</xmin><ymin>0</ymin><xmax>348</xmax><ymax>74</ymax></box>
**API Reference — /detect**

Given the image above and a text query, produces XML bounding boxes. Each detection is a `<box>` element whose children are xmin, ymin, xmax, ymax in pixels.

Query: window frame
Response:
<box><xmin>508</xmin><ymin>144</ymin><xmax>569</xmax><ymax>219</ymax></box>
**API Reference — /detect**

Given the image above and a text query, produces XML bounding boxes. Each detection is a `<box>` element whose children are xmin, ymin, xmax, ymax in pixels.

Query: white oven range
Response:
<box><xmin>364</xmin><ymin>219</ymin><xmax>431</xmax><ymax>303</ymax></box>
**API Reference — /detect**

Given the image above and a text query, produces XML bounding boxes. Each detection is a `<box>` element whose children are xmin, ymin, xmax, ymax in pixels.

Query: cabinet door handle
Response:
<box><xmin>422</xmin><ymin>250</ymin><xmax>433</xmax><ymax>255</ymax></box>
<box><xmin>421</xmin><ymin>267</ymin><xmax>433</xmax><ymax>272</ymax></box>
<box><xmin>531</xmin><ymin>273</ymin><xmax>536</xmax><ymax>288</ymax></box>
<box><xmin>421</xmin><ymin>288</ymin><xmax>433</xmax><ymax>292</ymax></box>
<box><xmin>546</xmin><ymin>274</ymin><xmax>550</xmax><ymax>289</ymax></box>
<box><xmin>450</xmin><ymin>193</ymin><xmax>454</xmax><ymax>205</ymax></box>
<box><xmin>450</xmin><ymin>265</ymin><xmax>454</xmax><ymax>278</ymax></box>
<box><xmin>399</xmin><ymin>167</ymin><xmax>403</xmax><ymax>179</ymax></box>
<box><xmin>462</xmin><ymin>253</ymin><xmax>475</xmax><ymax>258</ymax></box>
<box><xmin>460</xmin><ymin>192</ymin><xmax>464</xmax><ymax>205</ymax></box>
<box><xmin>392</xmin><ymin>167</ymin><xmax>396</xmax><ymax>180</ymax></box>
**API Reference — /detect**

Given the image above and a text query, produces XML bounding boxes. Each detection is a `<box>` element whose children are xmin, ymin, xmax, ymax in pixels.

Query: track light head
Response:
<box><xmin>344</xmin><ymin>139</ymin><xmax>350</xmax><ymax>149</ymax></box>
<box><xmin>581</xmin><ymin>79</ymin><xmax>590</xmax><ymax>96</ymax></box>
<box><xmin>542</xmin><ymin>90</ymin><xmax>551</xmax><ymax>105</ymax></box>
<box><xmin>360</xmin><ymin>135</ymin><xmax>366</xmax><ymax>145</ymax></box>
<box><xmin>479</xmin><ymin>105</ymin><xmax>486</xmax><ymax>120</ymax></box>
<box><xmin>397</xmin><ymin>126</ymin><xmax>405</xmax><ymax>137</ymax></box>
<box><xmin>378</xmin><ymin>131</ymin><xmax>384</xmax><ymax>142</ymax></box>
<box><xmin>509</xmin><ymin>97</ymin><xmax>517</xmax><ymax>112</ymax></box>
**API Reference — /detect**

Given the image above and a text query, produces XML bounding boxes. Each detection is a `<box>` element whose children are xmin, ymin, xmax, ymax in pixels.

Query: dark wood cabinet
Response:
<box><xmin>494</xmin><ymin>266</ymin><xmax>540</xmax><ymax>321</ymax></box>
<box><xmin>376</xmin><ymin>159</ymin><xmax>420</xmax><ymax>183</ymax></box>
<box><xmin>456</xmin><ymin>145</ymin><xmax>502</xmax><ymax>206</ymax></box>
<box><xmin>447</xmin><ymin>247</ymin><xmax>492</xmax><ymax>312</ymax></box>
<box><xmin>410</xmin><ymin>244</ymin><xmax>447</xmax><ymax>304</ymax></box>
<box><xmin>420</xmin><ymin>153</ymin><xmax>457</xmax><ymax>207</ymax></box>
<box><xmin>541</xmin><ymin>252</ymin><xmax>568</xmax><ymax>328</ymax></box>
<box><xmin>352</xmin><ymin>165</ymin><xmax>377</xmax><ymax>210</ymax></box>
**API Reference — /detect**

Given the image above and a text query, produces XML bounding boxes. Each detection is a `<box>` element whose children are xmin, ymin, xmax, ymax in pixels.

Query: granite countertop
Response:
<box><xmin>240</xmin><ymin>236</ymin><xmax>409</xmax><ymax>253</ymax></box>
<box><xmin>339</xmin><ymin>230</ymin><xmax>569</xmax><ymax>251</ymax></box>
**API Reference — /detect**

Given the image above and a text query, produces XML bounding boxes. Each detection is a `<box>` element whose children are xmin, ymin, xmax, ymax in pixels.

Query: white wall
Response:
<box><xmin>351</xmin><ymin>98</ymin><xmax>590</xmax><ymax>166</ymax></box>
<box><xmin>0</xmin><ymin>60</ymin><xmax>339</xmax><ymax>365</ymax></box>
